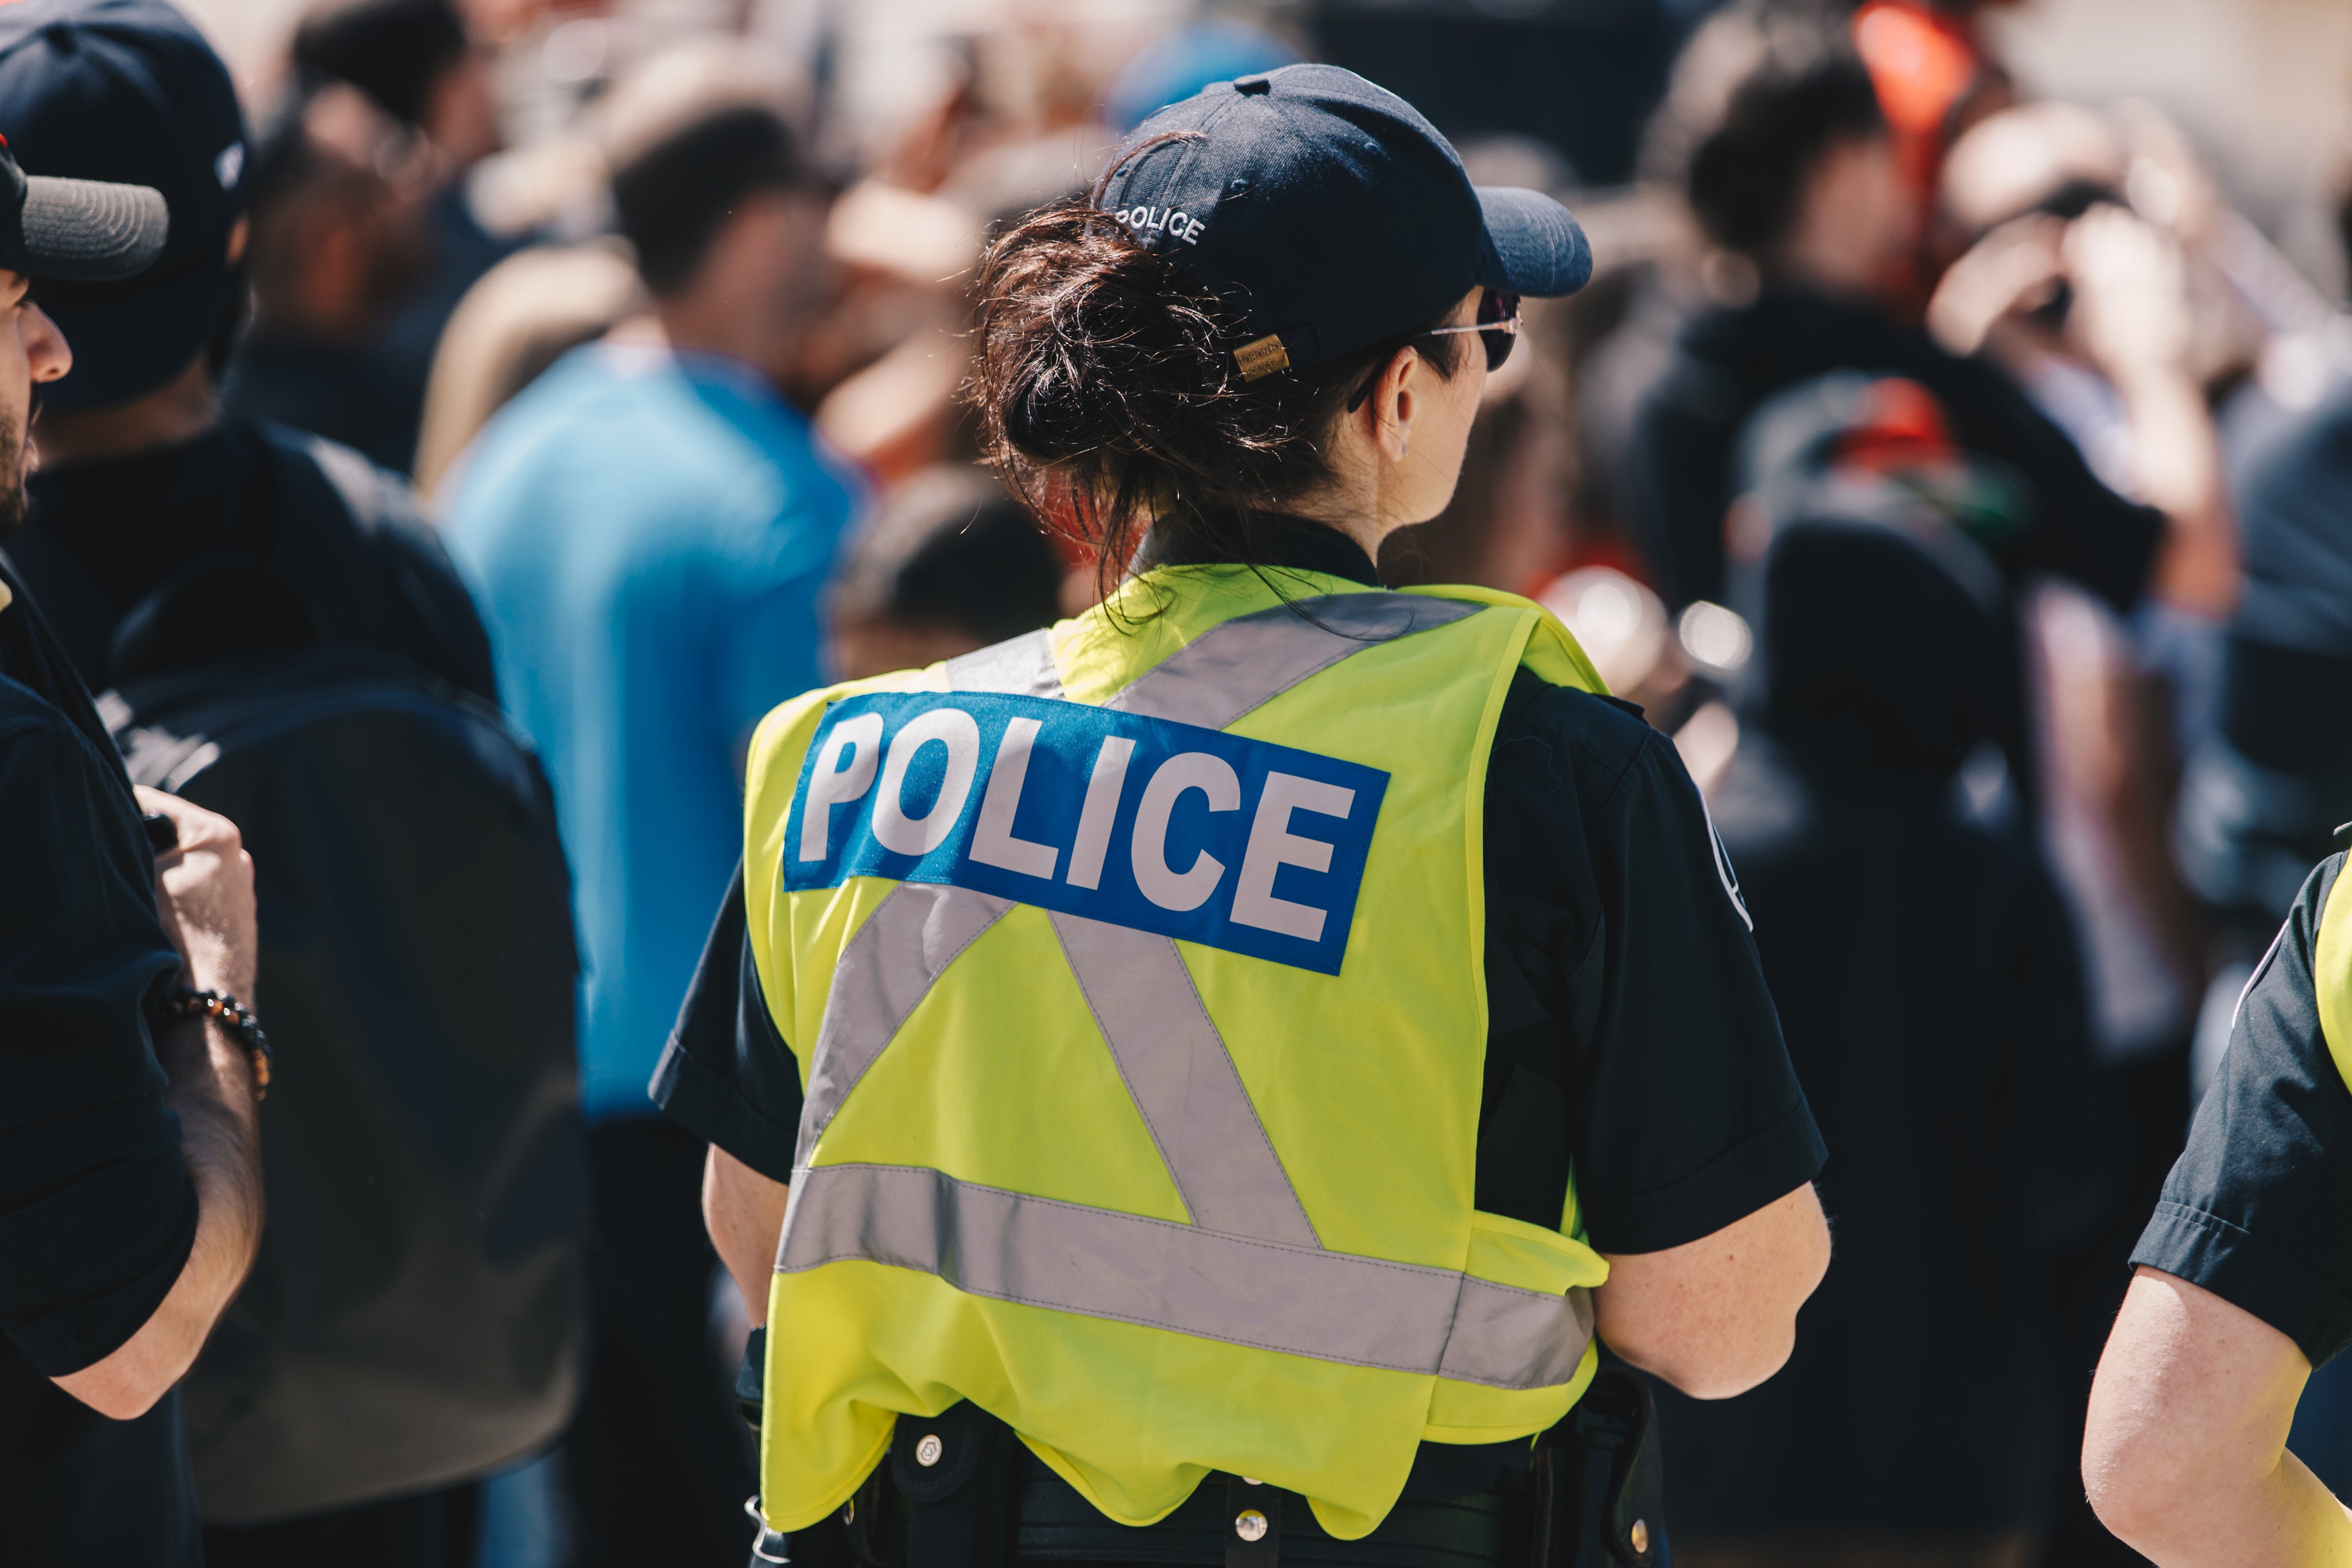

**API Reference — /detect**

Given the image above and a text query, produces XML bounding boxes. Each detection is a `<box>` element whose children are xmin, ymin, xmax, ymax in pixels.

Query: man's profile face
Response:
<box><xmin>0</xmin><ymin>270</ymin><xmax>71</xmax><ymax>543</ymax></box>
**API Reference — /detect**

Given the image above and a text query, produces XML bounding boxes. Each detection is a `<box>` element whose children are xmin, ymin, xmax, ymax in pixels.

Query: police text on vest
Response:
<box><xmin>785</xmin><ymin>692</ymin><xmax>1389</xmax><ymax>975</ymax></box>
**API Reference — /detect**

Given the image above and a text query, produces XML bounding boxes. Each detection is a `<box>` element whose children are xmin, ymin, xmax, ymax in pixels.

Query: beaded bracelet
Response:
<box><xmin>154</xmin><ymin>988</ymin><xmax>272</xmax><ymax>1100</ymax></box>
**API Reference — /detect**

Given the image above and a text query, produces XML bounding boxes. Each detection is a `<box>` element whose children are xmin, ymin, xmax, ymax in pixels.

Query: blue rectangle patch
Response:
<box><xmin>783</xmin><ymin>691</ymin><xmax>1390</xmax><ymax>975</ymax></box>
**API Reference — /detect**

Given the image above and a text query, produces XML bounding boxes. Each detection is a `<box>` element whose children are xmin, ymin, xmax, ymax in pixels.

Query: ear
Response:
<box><xmin>1366</xmin><ymin>345</ymin><xmax>1423</xmax><ymax>464</ymax></box>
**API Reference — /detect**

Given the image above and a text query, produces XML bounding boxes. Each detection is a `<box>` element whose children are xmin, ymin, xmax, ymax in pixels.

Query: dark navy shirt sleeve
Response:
<box><xmin>1480</xmin><ymin>672</ymin><xmax>1825</xmax><ymax>1253</ymax></box>
<box><xmin>2133</xmin><ymin>854</ymin><xmax>2352</xmax><ymax>1365</ymax></box>
<box><xmin>0</xmin><ymin>709</ymin><xmax>197</xmax><ymax>1377</ymax></box>
<box><xmin>652</xmin><ymin>861</ymin><xmax>804</xmax><ymax>1184</ymax></box>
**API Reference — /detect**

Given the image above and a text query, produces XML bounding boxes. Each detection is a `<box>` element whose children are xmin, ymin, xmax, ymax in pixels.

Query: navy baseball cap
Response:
<box><xmin>1096</xmin><ymin>64</ymin><xmax>1591</xmax><ymax>379</ymax></box>
<box><xmin>0</xmin><ymin>0</ymin><xmax>247</xmax><ymax>411</ymax></box>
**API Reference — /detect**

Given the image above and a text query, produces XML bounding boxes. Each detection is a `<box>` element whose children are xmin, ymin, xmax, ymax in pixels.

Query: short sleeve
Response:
<box><xmin>1482</xmin><ymin>674</ymin><xmax>1824</xmax><ymax>1254</ymax></box>
<box><xmin>0</xmin><ymin>714</ymin><xmax>196</xmax><ymax>1376</ymax></box>
<box><xmin>2132</xmin><ymin>855</ymin><xmax>2352</xmax><ymax>1365</ymax></box>
<box><xmin>651</xmin><ymin>862</ymin><xmax>807</xmax><ymax>1183</ymax></box>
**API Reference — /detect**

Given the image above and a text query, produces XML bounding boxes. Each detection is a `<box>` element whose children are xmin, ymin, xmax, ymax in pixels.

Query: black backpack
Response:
<box><xmin>103</xmin><ymin>630</ymin><xmax>587</xmax><ymax>1522</ymax></box>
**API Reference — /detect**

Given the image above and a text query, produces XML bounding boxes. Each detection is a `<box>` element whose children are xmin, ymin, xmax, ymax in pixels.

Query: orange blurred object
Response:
<box><xmin>1836</xmin><ymin>375</ymin><xmax>1958</xmax><ymax>469</ymax></box>
<box><xmin>1852</xmin><ymin>1</ymin><xmax>1997</xmax><ymax>319</ymax></box>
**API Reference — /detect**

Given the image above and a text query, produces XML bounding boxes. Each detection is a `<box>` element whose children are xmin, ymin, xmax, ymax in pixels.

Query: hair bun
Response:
<box><xmin>1004</xmin><ymin>362</ymin><xmax>1115</xmax><ymax>462</ymax></box>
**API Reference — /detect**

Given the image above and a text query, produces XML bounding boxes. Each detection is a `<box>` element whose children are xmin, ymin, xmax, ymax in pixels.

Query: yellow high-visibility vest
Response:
<box><xmin>742</xmin><ymin>566</ymin><xmax>1612</xmax><ymax>1539</ymax></box>
<box><xmin>2311</xmin><ymin>859</ymin><xmax>2352</xmax><ymax>1092</ymax></box>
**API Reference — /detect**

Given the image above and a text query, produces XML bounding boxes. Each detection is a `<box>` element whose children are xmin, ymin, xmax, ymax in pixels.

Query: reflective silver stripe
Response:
<box><xmin>1442</xmin><ymin>1272</ymin><xmax>1596</xmax><ymax>1389</ymax></box>
<box><xmin>795</xmin><ymin>885</ymin><xmax>1014</xmax><ymax>1166</ymax></box>
<box><xmin>779</xmin><ymin>1163</ymin><xmax>1592</xmax><ymax>1389</ymax></box>
<box><xmin>944</xmin><ymin>629</ymin><xmax>1065</xmax><ymax>700</ymax></box>
<box><xmin>1050</xmin><ymin>911</ymin><xmax>1318</xmax><ymax>1246</ymax></box>
<box><xmin>1103</xmin><ymin>593</ymin><xmax>1481</xmax><ymax>730</ymax></box>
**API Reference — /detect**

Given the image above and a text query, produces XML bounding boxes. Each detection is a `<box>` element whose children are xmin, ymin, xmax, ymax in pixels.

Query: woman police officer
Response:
<box><xmin>657</xmin><ymin>64</ymin><xmax>1831</xmax><ymax>1567</ymax></box>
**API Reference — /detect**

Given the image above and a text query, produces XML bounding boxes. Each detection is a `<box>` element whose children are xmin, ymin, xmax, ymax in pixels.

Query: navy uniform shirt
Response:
<box><xmin>655</xmin><ymin>521</ymin><xmax>1823</xmax><ymax>1258</ymax></box>
<box><xmin>0</xmin><ymin>566</ymin><xmax>202</xmax><ymax>1565</ymax></box>
<box><xmin>2134</xmin><ymin>853</ymin><xmax>2352</xmax><ymax>1363</ymax></box>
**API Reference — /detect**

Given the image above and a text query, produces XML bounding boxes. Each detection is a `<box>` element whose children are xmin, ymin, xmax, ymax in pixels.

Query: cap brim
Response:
<box><xmin>1473</xmin><ymin>185</ymin><xmax>1591</xmax><ymax>299</ymax></box>
<box><xmin>14</xmin><ymin>175</ymin><xmax>168</xmax><ymax>283</ymax></box>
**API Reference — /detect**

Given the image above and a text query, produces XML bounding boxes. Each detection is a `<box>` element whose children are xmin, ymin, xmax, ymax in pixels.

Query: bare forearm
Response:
<box><xmin>52</xmin><ymin>1019</ymin><xmax>261</xmax><ymax>1419</ymax></box>
<box><xmin>705</xmin><ymin>1145</ymin><xmax>789</xmax><ymax>1327</ymax></box>
<box><xmin>2097</xmin><ymin>1424</ymin><xmax>2352</xmax><ymax>1566</ymax></box>
<box><xmin>2120</xmin><ymin>368</ymin><xmax>2238</xmax><ymax>619</ymax></box>
<box><xmin>1594</xmin><ymin>1183</ymin><xmax>1831</xmax><ymax>1399</ymax></box>
<box><xmin>2087</xmin><ymin>1269</ymin><xmax>2352</xmax><ymax>1566</ymax></box>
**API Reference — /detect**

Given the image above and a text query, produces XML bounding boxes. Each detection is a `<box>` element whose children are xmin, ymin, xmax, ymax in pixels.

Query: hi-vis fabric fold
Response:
<box><xmin>742</xmin><ymin>568</ymin><xmax>1616</xmax><ymax>1540</ymax></box>
<box><xmin>2313</xmin><ymin>864</ymin><xmax>2352</xmax><ymax>1096</ymax></box>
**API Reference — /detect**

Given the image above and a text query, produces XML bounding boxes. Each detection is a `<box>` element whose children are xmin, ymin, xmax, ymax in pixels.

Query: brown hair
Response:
<box><xmin>969</xmin><ymin>179</ymin><xmax>1467</xmax><ymax>601</ymax></box>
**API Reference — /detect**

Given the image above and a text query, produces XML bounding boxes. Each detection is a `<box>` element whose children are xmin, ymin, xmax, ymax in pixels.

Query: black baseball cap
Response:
<box><xmin>0</xmin><ymin>0</ymin><xmax>246</xmax><ymax>411</ymax></box>
<box><xmin>1096</xmin><ymin>64</ymin><xmax>1591</xmax><ymax>378</ymax></box>
<box><xmin>0</xmin><ymin>131</ymin><xmax>165</xmax><ymax>281</ymax></box>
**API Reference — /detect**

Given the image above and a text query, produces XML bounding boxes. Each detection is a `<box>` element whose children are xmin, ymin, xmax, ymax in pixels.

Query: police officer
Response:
<box><xmin>656</xmin><ymin>65</ymin><xmax>1830</xmax><ymax>1566</ymax></box>
<box><xmin>2084</xmin><ymin>847</ymin><xmax>2352</xmax><ymax>1563</ymax></box>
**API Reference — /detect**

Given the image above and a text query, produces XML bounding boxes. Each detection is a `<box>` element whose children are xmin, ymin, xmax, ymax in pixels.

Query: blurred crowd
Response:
<box><xmin>25</xmin><ymin>0</ymin><xmax>2352</xmax><ymax>1563</ymax></box>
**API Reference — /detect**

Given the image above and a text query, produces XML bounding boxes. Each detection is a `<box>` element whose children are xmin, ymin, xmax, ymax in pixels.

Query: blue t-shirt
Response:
<box><xmin>446</xmin><ymin>343</ymin><xmax>856</xmax><ymax>1121</ymax></box>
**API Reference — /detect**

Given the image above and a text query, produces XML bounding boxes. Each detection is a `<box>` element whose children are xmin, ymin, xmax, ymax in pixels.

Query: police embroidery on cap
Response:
<box><xmin>1113</xmin><ymin>204</ymin><xmax>1204</xmax><ymax>246</ymax></box>
<box><xmin>784</xmin><ymin>692</ymin><xmax>1389</xmax><ymax>975</ymax></box>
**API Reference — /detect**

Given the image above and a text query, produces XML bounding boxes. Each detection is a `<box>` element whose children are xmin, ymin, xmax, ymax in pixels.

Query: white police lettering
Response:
<box><xmin>1066</xmin><ymin>735</ymin><xmax>1136</xmax><ymax>891</ymax></box>
<box><xmin>788</xmin><ymin>692</ymin><xmax>1389</xmax><ymax>975</ymax></box>
<box><xmin>872</xmin><ymin>708</ymin><xmax>982</xmax><ymax>855</ymax></box>
<box><xmin>970</xmin><ymin>717</ymin><xmax>1058</xmax><ymax>878</ymax></box>
<box><xmin>799</xmin><ymin>711</ymin><xmax>884</xmax><ymax>861</ymax></box>
<box><xmin>1131</xmin><ymin>752</ymin><xmax>1240</xmax><ymax>911</ymax></box>
<box><xmin>1231</xmin><ymin>773</ymin><xmax>1356</xmax><ymax>941</ymax></box>
<box><xmin>1114</xmin><ymin>206</ymin><xmax>1205</xmax><ymax>246</ymax></box>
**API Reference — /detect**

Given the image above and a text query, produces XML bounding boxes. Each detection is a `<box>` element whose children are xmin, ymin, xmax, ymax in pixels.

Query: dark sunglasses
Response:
<box><xmin>1420</xmin><ymin>288</ymin><xmax>1523</xmax><ymax>372</ymax></box>
<box><xmin>1347</xmin><ymin>291</ymin><xmax>1522</xmax><ymax>411</ymax></box>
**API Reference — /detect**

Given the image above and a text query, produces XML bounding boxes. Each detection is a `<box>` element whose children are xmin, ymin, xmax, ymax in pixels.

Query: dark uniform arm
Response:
<box><xmin>2132</xmin><ymin>854</ymin><xmax>2352</xmax><ymax>1364</ymax></box>
<box><xmin>652</xmin><ymin>861</ymin><xmax>806</xmax><ymax>1182</ymax></box>
<box><xmin>2084</xmin><ymin>855</ymin><xmax>2352</xmax><ymax>1560</ymax></box>
<box><xmin>0</xmin><ymin>718</ymin><xmax>197</xmax><ymax>1379</ymax></box>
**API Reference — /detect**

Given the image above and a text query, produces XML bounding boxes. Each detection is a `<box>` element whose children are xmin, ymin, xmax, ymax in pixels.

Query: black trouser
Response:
<box><xmin>202</xmin><ymin>1482</ymin><xmax>479</xmax><ymax>1568</ymax></box>
<box><xmin>567</xmin><ymin>1117</ymin><xmax>755</xmax><ymax>1568</ymax></box>
<box><xmin>763</xmin><ymin>1403</ymin><xmax>1565</xmax><ymax>1568</ymax></box>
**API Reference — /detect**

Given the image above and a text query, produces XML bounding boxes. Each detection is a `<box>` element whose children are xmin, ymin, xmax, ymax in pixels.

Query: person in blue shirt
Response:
<box><xmin>442</xmin><ymin>83</ymin><xmax>854</xmax><ymax>1567</ymax></box>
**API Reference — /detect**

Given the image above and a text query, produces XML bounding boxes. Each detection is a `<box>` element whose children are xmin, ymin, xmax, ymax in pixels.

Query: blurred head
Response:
<box><xmin>1669</xmin><ymin>10</ymin><xmax>1905</xmax><ymax>296</ymax></box>
<box><xmin>827</xmin><ymin>466</ymin><xmax>1067</xmax><ymax>679</ymax></box>
<box><xmin>243</xmin><ymin>83</ymin><xmax>433</xmax><ymax>346</ymax></box>
<box><xmin>602</xmin><ymin>55</ymin><xmax>830</xmax><ymax>378</ymax></box>
<box><xmin>292</xmin><ymin>0</ymin><xmax>500</xmax><ymax>169</ymax></box>
<box><xmin>0</xmin><ymin>0</ymin><xmax>247</xmax><ymax>412</ymax></box>
<box><xmin>973</xmin><ymin>64</ymin><xmax>1589</xmax><ymax>592</ymax></box>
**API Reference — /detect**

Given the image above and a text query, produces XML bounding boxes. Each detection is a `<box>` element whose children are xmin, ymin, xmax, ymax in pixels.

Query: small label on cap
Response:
<box><xmin>1233</xmin><ymin>334</ymin><xmax>1290</xmax><ymax>381</ymax></box>
<box><xmin>1113</xmin><ymin>204</ymin><xmax>1204</xmax><ymax>247</ymax></box>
